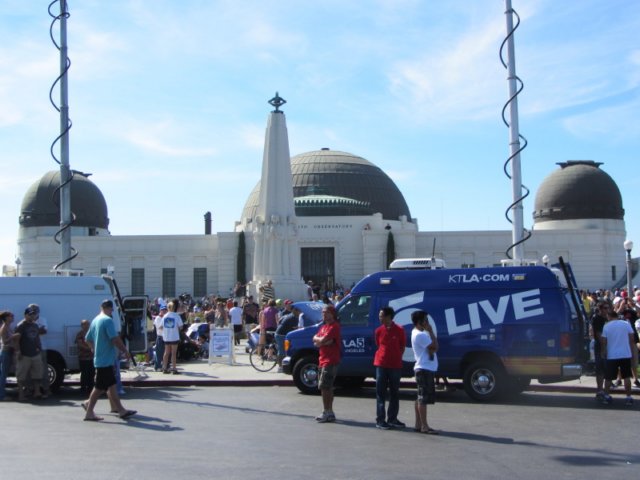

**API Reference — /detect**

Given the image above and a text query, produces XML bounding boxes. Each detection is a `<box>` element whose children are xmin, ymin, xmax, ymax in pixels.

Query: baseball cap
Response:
<box><xmin>284</xmin><ymin>299</ymin><xmax>293</xmax><ymax>305</ymax></box>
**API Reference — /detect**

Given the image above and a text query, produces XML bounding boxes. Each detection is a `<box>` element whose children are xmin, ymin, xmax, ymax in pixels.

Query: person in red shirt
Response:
<box><xmin>312</xmin><ymin>304</ymin><xmax>341</xmax><ymax>423</ymax></box>
<box><xmin>374</xmin><ymin>306</ymin><xmax>406</xmax><ymax>429</ymax></box>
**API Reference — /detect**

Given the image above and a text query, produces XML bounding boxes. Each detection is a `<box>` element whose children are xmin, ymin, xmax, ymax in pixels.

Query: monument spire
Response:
<box><xmin>251</xmin><ymin>93</ymin><xmax>305</xmax><ymax>300</ymax></box>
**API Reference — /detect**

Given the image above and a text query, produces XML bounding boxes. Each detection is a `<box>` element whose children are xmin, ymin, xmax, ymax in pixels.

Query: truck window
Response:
<box><xmin>337</xmin><ymin>295</ymin><xmax>371</xmax><ymax>326</ymax></box>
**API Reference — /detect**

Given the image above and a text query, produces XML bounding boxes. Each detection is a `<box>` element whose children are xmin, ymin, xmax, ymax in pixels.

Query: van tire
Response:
<box><xmin>47</xmin><ymin>352</ymin><xmax>65</xmax><ymax>392</ymax></box>
<box><xmin>292</xmin><ymin>356</ymin><xmax>319</xmax><ymax>395</ymax></box>
<box><xmin>463</xmin><ymin>361</ymin><xmax>505</xmax><ymax>401</ymax></box>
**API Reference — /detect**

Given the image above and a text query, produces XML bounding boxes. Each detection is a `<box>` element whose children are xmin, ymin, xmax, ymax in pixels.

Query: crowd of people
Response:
<box><xmin>584</xmin><ymin>286</ymin><xmax>640</xmax><ymax>406</ymax></box>
<box><xmin>3</xmin><ymin>278</ymin><xmax>638</xmax><ymax>428</ymax></box>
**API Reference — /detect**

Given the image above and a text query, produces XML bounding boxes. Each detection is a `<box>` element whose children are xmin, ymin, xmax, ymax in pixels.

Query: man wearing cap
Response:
<box><xmin>14</xmin><ymin>305</ymin><xmax>44</xmax><ymax>401</ymax></box>
<box><xmin>274</xmin><ymin>300</ymin><xmax>298</xmax><ymax>372</ymax></box>
<box><xmin>153</xmin><ymin>304</ymin><xmax>168</xmax><ymax>371</ymax></box>
<box><xmin>82</xmin><ymin>299</ymin><xmax>136</xmax><ymax>421</ymax></box>
<box><xmin>313</xmin><ymin>304</ymin><xmax>341</xmax><ymax>423</ymax></box>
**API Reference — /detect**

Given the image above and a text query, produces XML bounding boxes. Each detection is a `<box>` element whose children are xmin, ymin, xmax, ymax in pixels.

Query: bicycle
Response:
<box><xmin>249</xmin><ymin>333</ymin><xmax>278</xmax><ymax>372</ymax></box>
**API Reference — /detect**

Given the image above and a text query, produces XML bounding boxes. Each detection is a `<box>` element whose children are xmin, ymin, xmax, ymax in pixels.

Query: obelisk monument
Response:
<box><xmin>250</xmin><ymin>93</ymin><xmax>306</xmax><ymax>301</ymax></box>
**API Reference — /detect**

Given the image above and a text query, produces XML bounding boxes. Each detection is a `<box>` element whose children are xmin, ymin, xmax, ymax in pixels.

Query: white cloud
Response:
<box><xmin>387</xmin><ymin>14</ymin><xmax>507</xmax><ymax>124</ymax></box>
<box><xmin>562</xmin><ymin>98</ymin><xmax>640</xmax><ymax>143</ymax></box>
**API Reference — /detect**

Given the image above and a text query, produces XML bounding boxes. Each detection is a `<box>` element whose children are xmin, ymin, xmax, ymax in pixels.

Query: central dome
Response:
<box><xmin>241</xmin><ymin>149</ymin><xmax>412</xmax><ymax>222</ymax></box>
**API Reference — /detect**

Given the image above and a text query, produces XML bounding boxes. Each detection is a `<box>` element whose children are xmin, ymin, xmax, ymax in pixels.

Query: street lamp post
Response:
<box><xmin>624</xmin><ymin>240</ymin><xmax>633</xmax><ymax>298</ymax></box>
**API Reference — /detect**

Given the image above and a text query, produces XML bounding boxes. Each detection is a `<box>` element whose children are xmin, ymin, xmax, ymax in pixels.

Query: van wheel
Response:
<box><xmin>463</xmin><ymin>361</ymin><xmax>505</xmax><ymax>402</ymax></box>
<box><xmin>47</xmin><ymin>353</ymin><xmax>65</xmax><ymax>393</ymax></box>
<box><xmin>293</xmin><ymin>356</ymin><xmax>319</xmax><ymax>395</ymax></box>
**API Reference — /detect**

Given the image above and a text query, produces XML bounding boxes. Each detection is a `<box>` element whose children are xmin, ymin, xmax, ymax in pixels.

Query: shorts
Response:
<box><xmin>95</xmin><ymin>366</ymin><xmax>117</xmax><ymax>391</ymax></box>
<box><xmin>16</xmin><ymin>354</ymin><xmax>43</xmax><ymax>383</ymax></box>
<box><xmin>605</xmin><ymin>358</ymin><xmax>632</xmax><ymax>381</ymax></box>
<box><xmin>415</xmin><ymin>369</ymin><xmax>436</xmax><ymax>405</ymax></box>
<box><xmin>318</xmin><ymin>364</ymin><xmax>338</xmax><ymax>390</ymax></box>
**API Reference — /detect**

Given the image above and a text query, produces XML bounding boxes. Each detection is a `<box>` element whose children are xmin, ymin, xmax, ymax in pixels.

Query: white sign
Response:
<box><xmin>208</xmin><ymin>326</ymin><xmax>234</xmax><ymax>365</ymax></box>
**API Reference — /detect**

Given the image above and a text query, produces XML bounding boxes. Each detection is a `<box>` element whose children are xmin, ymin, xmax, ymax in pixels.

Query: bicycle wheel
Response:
<box><xmin>249</xmin><ymin>344</ymin><xmax>278</xmax><ymax>372</ymax></box>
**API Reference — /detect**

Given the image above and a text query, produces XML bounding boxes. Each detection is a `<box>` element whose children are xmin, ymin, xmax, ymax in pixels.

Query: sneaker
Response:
<box><xmin>625</xmin><ymin>396</ymin><xmax>634</xmax><ymax>406</ymax></box>
<box><xmin>388</xmin><ymin>420</ymin><xmax>406</xmax><ymax>429</ymax></box>
<box><xmin>375</xmin><ymin>421</ymin><xmax>391</xmax><ymax>430</ymax></box>
<box><xmin>316</xmin><ymin>412</ymin><xmax>335</xmax><ymax>423</ymax></box>
<box><xmin>601</xmin><ymin>394</ymin><xmax>613</xmax><ymax>405</ymax></box>
<box><xmin>595</xmin><ymin>391</ymin><xmax>604</xmax><ymax>401</ymax></box>
<box><xmin>634</xmin><ymin>380</ymin><xmax>640</xmax><ymax>389</ymax></box>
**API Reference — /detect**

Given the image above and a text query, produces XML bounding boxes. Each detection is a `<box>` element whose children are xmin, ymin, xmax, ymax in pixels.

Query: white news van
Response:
<box><xmin>0</xmin><ymin>276</ymin><xmax>148</xmax><ymax>391</ymax></box>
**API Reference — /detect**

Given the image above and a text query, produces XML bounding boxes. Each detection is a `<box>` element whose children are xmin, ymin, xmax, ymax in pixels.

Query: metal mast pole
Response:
<box><xmin>58</xmin><ymin>0</ymin><xmax>72</xmax><ymax>265</ymax></box>
<box><xmin>504</xmin><ymin>0</ymin><xmax>524</xmax><ymax>264</ymax></box>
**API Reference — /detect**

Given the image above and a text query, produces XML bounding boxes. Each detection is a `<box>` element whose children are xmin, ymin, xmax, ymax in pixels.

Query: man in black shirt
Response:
<box><xmin>591</xmin><ymin>302</ymin><xmax>608</xmax><ymax>400</ymax></box>
<box><xmin>14</xmin><ymin>305</ymin><xmax>44</xmax><ymax>401</ymax></box>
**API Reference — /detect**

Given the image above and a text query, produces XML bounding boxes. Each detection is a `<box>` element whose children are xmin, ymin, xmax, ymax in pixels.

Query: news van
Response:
<box><xmin>283</xmin><ymin>263</ymin><xmax>587</xmax><ymax>401</ymax></box>
<box><xmin>0</xmin><ymin>276</ymin><xmax>148</xmax><ymax>391</ymax></box>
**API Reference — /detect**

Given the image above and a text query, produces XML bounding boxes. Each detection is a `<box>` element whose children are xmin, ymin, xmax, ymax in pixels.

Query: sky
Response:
<box><xmin>1</xmin><ymin>0</ymin><xmax>639</xmax><ymax>269</ymax></box>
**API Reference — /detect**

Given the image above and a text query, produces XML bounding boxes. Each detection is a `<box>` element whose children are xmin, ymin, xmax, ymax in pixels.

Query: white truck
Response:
<box><xmin>0</xmin><ymin>276</ymin><xmax>148</xmax><ymax>391</ymax></box>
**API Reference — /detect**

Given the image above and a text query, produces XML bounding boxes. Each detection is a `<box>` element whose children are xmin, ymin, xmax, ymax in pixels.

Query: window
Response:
<box><xmin>131</xmin><ymin>268</ymin><xmax>145</xmax><ymax>295</ymax></box>
<box><xmin>337</xmin><ymin>295</ymin><xmax>371</xmax><ymax>326</ymax></box>
<box><xmin>611</xmin><ymin>265</ymin><xmax>616</xmax><ymax>282</ymax></box>
<box><xmin>162</xmin><ymin>268</ymin><xmax>176</xmax><ymax>297</ymax></box>
<box><xmin>461</xmin><ymin>263</ymin><xmax>475</xmax><ymax>268</ymax></box>
<box><xmin>193</xmin><ymin>268</ymin><xmax>207</xmax><ymax>298</ymax></box>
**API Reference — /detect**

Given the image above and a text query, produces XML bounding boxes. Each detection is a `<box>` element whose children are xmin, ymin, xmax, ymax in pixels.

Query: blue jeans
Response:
<box><xmin>154</xmin><ymin>336</ymin><xmax>165</xmax><ymax>371</ymax></box>
<box><xmin>0</xmin><ymin>349</ymin><xmax>12</xmax><ymax>400</ymax></box>
<box><xmin>376</xmin><ymin>367</ymin><xmax>401</xmax><ymax>423</ymax></box>
<box><xmin>275</xmin><ymin>334</ymin><xmax>286</xmax><ymax>357</ymax></box>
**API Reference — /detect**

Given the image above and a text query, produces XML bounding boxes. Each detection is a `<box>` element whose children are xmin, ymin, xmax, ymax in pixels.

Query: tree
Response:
<box><xmin>386</xmin><ymin>231</ymin><xmax>396</xmax><ymax>268</ymax></box>
<box><xmin>237</xmin><ymin>231</ymin><xmax>247</xmax><ymax>284</ymax></box>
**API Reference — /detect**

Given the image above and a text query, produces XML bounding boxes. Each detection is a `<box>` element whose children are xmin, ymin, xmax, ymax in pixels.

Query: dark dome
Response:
<box><xmin>19</xmin><ymin>170</ymin><xmax>109</xmax><ymax>229</ymax></box>
<box><xmin>241</xmin><ymin>149</ymin><xmax>412</xmax><ymax>221</ymax></box>
<box><xmin>533</xmin><ymin>161</ymin><xmax>623</xmax><ymax>223</ymax></box>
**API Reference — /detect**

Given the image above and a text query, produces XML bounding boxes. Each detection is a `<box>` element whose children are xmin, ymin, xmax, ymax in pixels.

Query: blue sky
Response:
<box><xmin>1</xmin><ymin>0</ymin><xmax>639</xmax><ymax>269</ymax></box>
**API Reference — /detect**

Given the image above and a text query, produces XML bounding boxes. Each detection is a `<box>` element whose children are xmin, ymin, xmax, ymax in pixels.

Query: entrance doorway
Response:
<box><xmin>301</xmin><ymin>247</ymin><xmax>335</xmax><ymax>295</ymax></box>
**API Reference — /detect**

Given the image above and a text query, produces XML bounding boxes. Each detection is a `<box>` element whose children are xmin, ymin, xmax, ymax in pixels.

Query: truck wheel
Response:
<box><xmin>292</xmin><ymin>356</ymin><xmax>319</xmax><ymax>395</ymax></box>
<box><xmin>47</xmin><ymin>354</ymin><xmax>65</xmax><ymax>393</ymax></box>
<box><xmin>463</xmin><ymin>361</ymin><xmax>505</xmax><ymax>402</ymax></box>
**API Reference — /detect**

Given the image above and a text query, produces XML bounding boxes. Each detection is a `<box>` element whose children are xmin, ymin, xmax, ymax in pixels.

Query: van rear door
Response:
<box><xmin>121</xmin><ymin>296</ymin><xmax>148</xmax><ymax>354</ymax></box>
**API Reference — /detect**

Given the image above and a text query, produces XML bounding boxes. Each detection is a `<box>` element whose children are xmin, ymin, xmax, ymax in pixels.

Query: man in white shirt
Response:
<box><xmin>601</xmin><ymin>309</ymin><xmax>635</xmax><ymax>405</ymax></box>
<box><xmin>153</xmin><ymin>305</ymin><xmax>168</xmax><ymax>371</ymax></box>
<box><xmin>410</xmin><ymin>310</ymin><xmax>439</xmax><ymax>434</ymax></box>
<box><xmin>228</xmin><ymin>301</ymin><xmax>244</xmax><ymax>346</ymax></box>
